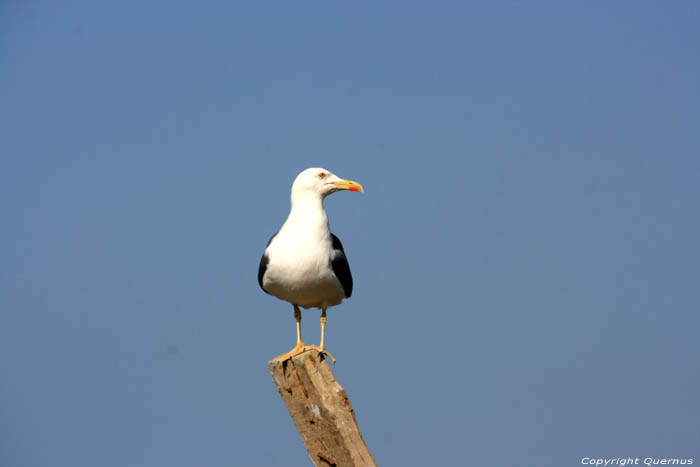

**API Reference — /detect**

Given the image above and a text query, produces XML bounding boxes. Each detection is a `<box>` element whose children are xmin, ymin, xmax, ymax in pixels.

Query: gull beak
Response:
<box><xmin>331</xmin><ymin>179</ymin><xmax>364</xmax><ymax>193</ymax></box>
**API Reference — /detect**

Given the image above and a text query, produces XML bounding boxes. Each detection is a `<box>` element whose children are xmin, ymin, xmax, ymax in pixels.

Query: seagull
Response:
<box><xmin>258</xmin><ymin>168</ymin><xmax>363</xmax><ymax>363</ymax></box>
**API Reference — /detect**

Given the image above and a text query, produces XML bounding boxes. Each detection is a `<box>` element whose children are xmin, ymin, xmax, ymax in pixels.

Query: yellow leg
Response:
<box><xmin>318</xmin><ymin>309</ymin><xmax>336</xmax><ymax>364</ymax></box>
<box><xmin>295</xmin><ymin>305</ymin><xmax>303</xmax><ymax>346</ymax></box>
<box><xmin>274</xmin><ymin>306</ymin><xmax>336</xmax><ymax>364</ymax></box>
<box><xmin>275</xmin><ymin>305</ymin><xmax>310</xmax><ymax>361</ymax></box>
<box><xmin>320</xmin><ymin>309</ymin><xmax>327</xmax><ymax>349</ymax></box>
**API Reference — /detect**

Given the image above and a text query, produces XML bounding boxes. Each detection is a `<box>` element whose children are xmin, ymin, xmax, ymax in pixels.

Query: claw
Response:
<box><xmin>275</xmin><ymin>344</ymin><xmax>336</xmax><ymax>364</ymax></box>
<box><xmin>317</xmin><ymin>347</ymin><xmax>336</xmax><ymax>364</ymax></box>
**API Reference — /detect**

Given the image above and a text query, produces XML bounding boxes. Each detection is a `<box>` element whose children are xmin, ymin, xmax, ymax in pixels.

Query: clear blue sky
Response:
<box><xmin>2</xmin><ymin>2</ymin><xmax>699</xmax><ymax>466</ymax></box>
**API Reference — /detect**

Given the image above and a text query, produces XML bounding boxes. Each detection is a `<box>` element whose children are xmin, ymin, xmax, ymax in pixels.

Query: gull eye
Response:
<box><xmin>318</xmin><ymin>172</ymin><xmax>327</xmax><ymax>179</ymax></box>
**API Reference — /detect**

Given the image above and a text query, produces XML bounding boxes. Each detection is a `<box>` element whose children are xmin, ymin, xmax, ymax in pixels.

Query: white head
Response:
<box><xmin>290</xmin><ymin>168</ymin><xmax>363</xmax><ymax>207</ymax></box>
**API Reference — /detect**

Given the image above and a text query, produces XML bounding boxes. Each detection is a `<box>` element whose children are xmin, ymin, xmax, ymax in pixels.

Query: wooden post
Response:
<box><xmin>268</xmin><ymin>350</ymin><xmax>377</xmax><ymax>467</ymax></box>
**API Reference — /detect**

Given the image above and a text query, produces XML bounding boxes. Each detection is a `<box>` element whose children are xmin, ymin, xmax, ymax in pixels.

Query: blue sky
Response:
<box><xmin>2</xmin><ymin>2</ymin><xmax>699</xmax><ymax>466</ymax></box>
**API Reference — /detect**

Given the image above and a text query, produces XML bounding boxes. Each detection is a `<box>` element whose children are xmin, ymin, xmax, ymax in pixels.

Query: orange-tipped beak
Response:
<box><xmin>331</xmin><ymin>179</ymin><xmax>364</xmax><ymax>193</ymax></box>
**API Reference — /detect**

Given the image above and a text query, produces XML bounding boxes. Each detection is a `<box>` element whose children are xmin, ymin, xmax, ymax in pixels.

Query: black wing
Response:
<box><xmin>330</xmin><ymin>233</ymin><xmax>353</xmax><ymax>298</ymax></box>
<box><xmin>257</xmin><ymin>233</ymin><xmax>277</xmax><ymax>294</ymax></box>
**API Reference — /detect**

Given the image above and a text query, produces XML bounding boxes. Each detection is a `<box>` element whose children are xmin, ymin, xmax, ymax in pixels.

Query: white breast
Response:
<box><xmin>263</xmin><ymin>225</ymin><xmax>345</xmax><ymax>309</ymax></box>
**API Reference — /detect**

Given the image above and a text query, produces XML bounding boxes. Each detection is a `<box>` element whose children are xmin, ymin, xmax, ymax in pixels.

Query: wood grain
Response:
<box><xmin>268</xmin><ymin>350</ymin><xmax>376</xmax><ymax>467</ymax></box>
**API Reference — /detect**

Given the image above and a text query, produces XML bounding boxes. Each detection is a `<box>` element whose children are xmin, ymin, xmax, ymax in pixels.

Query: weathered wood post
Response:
<box><xmin>268</xmin><ymin>350</ymin><xmax>377</xmax><ymax>466</ymax></box>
